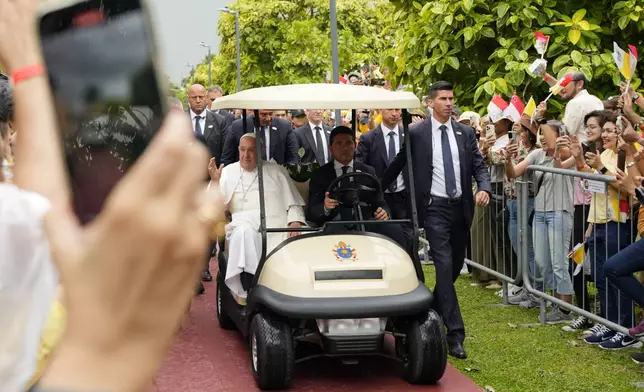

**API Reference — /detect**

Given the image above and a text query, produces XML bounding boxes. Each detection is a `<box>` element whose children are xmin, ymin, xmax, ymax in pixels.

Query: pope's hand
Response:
<box><xmin>287</xmin><ymin>222</ymin><xmax>302</xmax><ymax>238</ymax></box>
<box><xmin>475</xmin><ymin>191</ymin><xmax>490</xmax><ymax>207</ymax></box>
<box><xmin>324</xmin><ymin>192</ymin><xmax>339</xmax><ymax>210</ymax></box>
<box><xmin>374</xmin><ymin>207</ymin><xmax>389</xmax><ymax>221</ymax></box>
<box><xmin>208</xmin><ymin>158</ymin><xmax>224</xmax><ymax>182</ymax></box>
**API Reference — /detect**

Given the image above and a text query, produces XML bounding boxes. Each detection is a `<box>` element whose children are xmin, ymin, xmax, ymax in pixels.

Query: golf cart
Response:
<box><xmin>211</xmin><ymin>83</ymin><xmax>447</xmax><ymax>390</ymax></box>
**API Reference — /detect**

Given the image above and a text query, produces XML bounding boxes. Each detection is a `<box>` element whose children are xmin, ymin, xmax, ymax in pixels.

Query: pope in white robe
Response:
<box><xmin>215</xmin><ymin>133</ymin><xmax>306</xmax><ymax>298</ymax></box>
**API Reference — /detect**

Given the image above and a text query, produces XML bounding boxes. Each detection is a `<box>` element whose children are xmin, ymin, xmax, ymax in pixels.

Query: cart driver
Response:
<box><xmin>307</xmin><ymin>126</ymin><xmax>406</xmax><ymax>249</ymax></box>
<box><xmin>210</xmin><ymin>133</ymin><xmax>306</xmax><ymax>298</ymax></box>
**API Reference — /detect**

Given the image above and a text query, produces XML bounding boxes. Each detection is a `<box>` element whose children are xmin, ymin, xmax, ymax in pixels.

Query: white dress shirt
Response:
<box><xmin>489</xmin><ymin>134</ymin><xmax>509</xmax><ymax>183</ymax></box>
<box><xmin>309</xmin><ymin>121</ymin><xmax>329</xmax><ymax>163</ymax></box>
<box><xmin>563</xmin><ymin>90</ymin><xmax>604</xmax><ymax>143</ymax></box>
<box><xmin>334</xmin><ymin>159</ymin><xmax>354</xmax><ymax>177</ymax></box>
<box><xmin>190</xmin><ymin>108</ymin><xmax>207</xmax><ymax>136</ymax></box>
<box><xmin>257</xmin><ymin>125</ymin><xmax>271</xmax><ymax>161</ymax></box>
<box><xmin>380</xmin><ymin>123</ymin><xmax>405</xmax><ymax>192</ymax></box>
<box><xmin>430</xmin><ymin>116</ymin><xmax>462</xmax><ymax>198</ymax></box>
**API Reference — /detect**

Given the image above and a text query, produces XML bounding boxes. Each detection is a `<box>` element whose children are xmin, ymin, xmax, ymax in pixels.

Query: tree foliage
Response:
<box><xmin>191</xmin><ymin>0</ymin><xmax>395</xmax><ymax>94</ymax></box>
<box><xmin>386</xmin><ymin>0</ymin><xmax>644</xmax><ymax>113</ymax></box>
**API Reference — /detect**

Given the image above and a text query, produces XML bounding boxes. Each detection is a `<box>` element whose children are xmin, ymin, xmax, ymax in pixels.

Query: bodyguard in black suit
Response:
<box><xmin>382</xmin><ymin>81</ymin><xmax>492</xmax><ymax>360</ymax></box>
<box><xmin>221</xmin><ymin>110</ymin><xmax>299</xmax><ymax>166</ymax></box>
<box><xmin>294</xmin><ymin>109</ymin><xmax>332</xmax><ymax>165</ymax></box>
<box><xmin>187</xmin><ymin>84</ymin><xmax>230</xmax><ymax>291</ymax></box>
<box><xmin>308</xmin><ymin>127</ymin><xmax>405</xmax><ymax>248</ymax></box>
<box><xmin>356</xmin><ymin>109</ymin><xmax>412</xmax><ymax>254</ymax></box>
<box><xmin>188</xmin><ymin>84</ymin><xmax>229</xmax><ymax>167</ymax></box>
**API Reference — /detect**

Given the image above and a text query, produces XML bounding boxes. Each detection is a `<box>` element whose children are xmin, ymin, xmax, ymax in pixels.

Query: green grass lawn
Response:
<box><xmin>423</xmin><ymin>266</ymin><xmax>644</xmax><ymax>392</ymax></box>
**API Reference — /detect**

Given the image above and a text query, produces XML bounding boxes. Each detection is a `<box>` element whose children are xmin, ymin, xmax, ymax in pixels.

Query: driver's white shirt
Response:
<box><xmin>334</xmin><ymin>159</ymin><xmax>354</xmax><ymax>178</ymax></box>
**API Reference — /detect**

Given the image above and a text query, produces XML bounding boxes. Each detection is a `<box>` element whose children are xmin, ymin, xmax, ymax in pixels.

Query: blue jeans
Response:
<box><xmin>588</xmin><ymin>221</ymin><xmax>634</xmax><ymax>327</ymax></box>
<box><xmin>604</xmin><ymin>238</ymin><xmax>644</xmax><ymax>310</ymax></box>
<box><xmin>507</xmin><ymin>198</ymin><xmax>541</xmax><ymax>291</ymax></box>
<box><xmin>533</xmin><ymin>211</ymin><xmax>573</xmax><ymax>295</ymax></box>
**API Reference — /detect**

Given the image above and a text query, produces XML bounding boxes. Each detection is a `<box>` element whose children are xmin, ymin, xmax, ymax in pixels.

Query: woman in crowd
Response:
<box><xmin>504</xmin><ymin>119</ymin><xmax>576</xmax><ymax>324</ymax></box>
<box><xmin>570</xmin><ymin>112</ymin><xmax>641</xmax><ymax>349</ymax></box>
<box><xmin>502</xmin><ymin>115</ymin><xmax>540</xmax><ymax>308</ymax></box>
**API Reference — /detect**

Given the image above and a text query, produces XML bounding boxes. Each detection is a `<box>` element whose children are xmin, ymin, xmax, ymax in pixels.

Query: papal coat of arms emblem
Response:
<box><xmin>332</xmin><ymin>241</ymin><xmax>357</xmax><ymax>262</ymax></box>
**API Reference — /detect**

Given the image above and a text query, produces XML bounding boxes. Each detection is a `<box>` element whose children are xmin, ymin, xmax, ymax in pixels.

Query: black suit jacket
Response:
<box><xmin>190</xmin><ymin>110</ymin><xmax>229</xmax><ymax>166</ymax></box>
<box><xmin>215</xmin><ymin>109</ymin><xmax>235</xmax><ymax>128</ymax></box>
<box><xmin>294</xmin><ymin>122</ymin><xmax>332</xmax><ymax>164</ymax></box>
<box><xmin>381</xmin><ymin>119</ymin><xmax>491</xmax><ymax>229</ymax></box>
<box><xmin>307</xmin><ymin>161</ymin><xmax>389</xmax><ymax>227</ymax></box>
<box><xmin>355</xmin><ymin>124</ymin><xmax>405</xmax><ymax>180</ymax></box>
<box><xmin>221</xmin><ymin>115</ymin><xmax>299</xmax><ymax>166</ymax></box>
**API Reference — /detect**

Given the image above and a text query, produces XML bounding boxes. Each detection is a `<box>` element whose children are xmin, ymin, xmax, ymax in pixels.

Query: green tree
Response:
<box><xmin>386</xmin><ymin>0</ymin><xmax>644</xmax><ymax>113</ymax></box>
<box><xmin>192</xmin><ymin>0</ymin><xmax>396</xmax><ymax>94</ymax></box>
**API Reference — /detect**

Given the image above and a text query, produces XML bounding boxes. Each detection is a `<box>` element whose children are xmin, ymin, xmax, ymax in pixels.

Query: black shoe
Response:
<box><xmin>632</xmin><ymin>352</ymin><xmax>644</xmax><ymax>364</ymax></box>
<box><xmin>448</xmin><ymin>342</ymin><xmax>467</xmax><ymax>359</ymax></box>
<box><xmin>202</xmin><ymin>270</ymin><xmax>213</xmax><ymax>282</ymax></box>
<box><xmin>196</xmin><ymin>282</ymin><xmax>205</xmax><ymax>296</ymax></box>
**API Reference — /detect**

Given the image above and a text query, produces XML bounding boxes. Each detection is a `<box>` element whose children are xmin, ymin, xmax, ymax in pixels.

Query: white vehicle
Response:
<box><xmin>211</xmin><ymin>83</ymin><xmax>447</xmax><ymax>390</ymax></box>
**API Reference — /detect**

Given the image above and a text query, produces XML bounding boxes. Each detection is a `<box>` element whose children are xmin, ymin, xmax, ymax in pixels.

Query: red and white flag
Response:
<box><xmin>503</xmin><ymin>93</ymin><xmax>525</xmax><ymax>123</ymax></box>
<box><xmin>487</xmin><ymin>94</ymin><xmax>509</xmax><ymax>123</ymax></box>
<box><xmin>535</xmin><ymin>31</ymin><xmax>550</xmax><ymax>57</ymax></box>
<box><xmin>339</xmin><ymin>76</ymin><xmax>348</xmax><ymax>84</ymax></box>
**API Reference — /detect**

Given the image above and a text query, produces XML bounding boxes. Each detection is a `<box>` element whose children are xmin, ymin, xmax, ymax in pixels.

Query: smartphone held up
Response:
<box><xmin>38</xmin><ymin>0</ymin><xmax>167</xmax><ymax>224</ymax></box>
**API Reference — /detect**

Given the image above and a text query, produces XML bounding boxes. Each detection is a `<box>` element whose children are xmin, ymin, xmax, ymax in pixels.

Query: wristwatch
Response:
<box><xmin>633</xmin><ymin>94</ymin><xmax>640</xmax><ymax>102</ymax></box>
<box><xmin>627</xmin><ymin>161</ymin><xmax>637</xmax><ymax>169</ymax></box>
<box><xmin>600</xmin><ymin>167</ymin><xmax>608</xmax><ymax>175</ymax></box>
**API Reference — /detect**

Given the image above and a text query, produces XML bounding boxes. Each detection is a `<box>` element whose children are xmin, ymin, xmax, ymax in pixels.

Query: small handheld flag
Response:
<box><xmin>535</xmin><ymin>32</ymin><xmax>550</xmax><ymax>58</ymax></box>
<box><xmin>502</xmin><ymin>93</ymin><xmax>525</xmax><ymax>123</ymax></box>
<box><xmin>544</xmin><ymin>74</ymin><xmax>573</xmax><ymax>102</ymax></box>
<box><xmin>613</xmin><ymin>42</ymin><xmax>638</xmax><ymax>81</ymax></box>
<box><xmin>487</xmin><ymin>94</ymin><xmax>509</xmax><ymax>123</ymax></box>
<box><xmin>523</xmin><ymin>97</ymin><xmax>537</xmax><ymax>118</ymax></box>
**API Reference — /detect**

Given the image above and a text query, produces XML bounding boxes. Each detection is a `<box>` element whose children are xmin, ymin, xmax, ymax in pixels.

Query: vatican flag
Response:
<box><xmin>613</xmin><ymin>42</ymin><xmax>638</xmax><ymax>81</ymax></box>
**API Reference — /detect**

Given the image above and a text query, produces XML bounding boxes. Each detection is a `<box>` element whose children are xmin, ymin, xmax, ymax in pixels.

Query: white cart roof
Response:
<box><xmin>211</xmin><ymin>83</ymin><xmax>420</xmax><ymax>110</ymax></box>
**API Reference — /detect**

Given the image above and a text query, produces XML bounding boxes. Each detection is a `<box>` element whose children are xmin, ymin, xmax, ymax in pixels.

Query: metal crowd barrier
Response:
<box><xmin>460</xmin><ymin>162</ymin><xmax>643</xmax><ymax>340</ymax></box>
<box><xmin>513</xmin><ymin>165</ymin><xmax>639</xmax><ymax>335</ymax></box>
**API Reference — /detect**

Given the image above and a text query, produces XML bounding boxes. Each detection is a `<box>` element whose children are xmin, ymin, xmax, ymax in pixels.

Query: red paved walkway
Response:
<box><xmin>153</xmin><ymin>275</ymin><xmax>482</xmax><ymax>392</ymax></box>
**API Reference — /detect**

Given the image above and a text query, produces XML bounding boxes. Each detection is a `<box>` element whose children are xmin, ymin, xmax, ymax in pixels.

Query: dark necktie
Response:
<box><xmin>258</xmin><ymin>127</ymin><xmax>267</xmax><ymax>160</ymax></box>
<box><xmin>440</xmin><ymin>125</ymin><xmax>457</xmax><ymax>198</ymax></box>
<box><xmin>340</xmin><ymin>165</ymin><xmax>353</xmax><ymax>221</ymax></box>
<box><xmin>315</xmin><ymin>126</ymin><xmax>326</xmax><ymax>164</ymax></box>
<box><xmin>388</xmin><ymin>131</ymin><xmax>398</xmax><ymax>192</ymax></box>
<box><xmin>194</xmin><ymin>116</ymin><xmax>202</xmax><ymax>136</ymax></box>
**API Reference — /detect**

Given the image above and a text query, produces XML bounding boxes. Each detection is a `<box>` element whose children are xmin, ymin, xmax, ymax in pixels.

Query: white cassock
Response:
<box><xmin>218</xmin><ymin>162</ymin><xmax>305</xmax><ymax>298</ymax></box>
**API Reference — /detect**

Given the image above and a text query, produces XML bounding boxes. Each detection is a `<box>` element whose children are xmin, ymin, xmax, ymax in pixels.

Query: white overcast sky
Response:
<box><xmin>149</xmin><ymin>0</ymin><xmax>234</xmax><ymax>83</ymax></box>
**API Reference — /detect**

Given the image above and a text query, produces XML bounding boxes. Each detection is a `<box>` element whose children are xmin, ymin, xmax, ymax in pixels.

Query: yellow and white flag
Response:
<box><xmin>613</xmin><ymin>42</ymin><xmax>638</xmax><ymax>80</ymax></box>
<box><xmin>523</xmin><ymin>97</ymin><xmax>537</xmax><ymax>118</ymax></box>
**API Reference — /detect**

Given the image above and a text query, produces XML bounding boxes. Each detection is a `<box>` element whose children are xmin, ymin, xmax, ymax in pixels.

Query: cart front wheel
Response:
<box><xmin>250</xmin><ymin>312</ymin><xmax>294</xmax><ymax>390</ymax></box>
<box><xmin>397</xmin><ymin>309</ymin><xmax>447</xmax><ymax>384</ymax></box>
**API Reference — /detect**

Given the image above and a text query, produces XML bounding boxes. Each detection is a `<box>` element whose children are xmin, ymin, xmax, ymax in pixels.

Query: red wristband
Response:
<box><xmin>11</xmin><ymin>64</ymin><xmax>45</xmax><ymax>86</ymax></box>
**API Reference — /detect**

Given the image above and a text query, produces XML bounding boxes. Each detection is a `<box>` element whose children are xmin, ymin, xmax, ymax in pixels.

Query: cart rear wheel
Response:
<box><xmin>216</xmin><ymin>273</ymin><xmax>235</xmax><ymax>330</ymax></box>
<box><xmin>250</xmin><ymin>312</ymin><xmax>294</xmax><ymax>390</ymax></box>
<box><xmin>397</xmin><ymin>309</ymin><xmax>447</xmax><ymax>384</ymax></box>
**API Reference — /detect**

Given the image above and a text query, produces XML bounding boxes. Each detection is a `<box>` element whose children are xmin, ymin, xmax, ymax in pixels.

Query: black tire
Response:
<box><xmin>250</xmin><ymin>312</ymin><xmax>294</xmax><ymax>390</ymax></box>
<box><xmin>216</xmin><ymin>273</ymin><xmax>236</xmax><ymax>330</ymax></box>
<box><xmin>397</xmin><ymin>309</ymin><xmax>448</xmax><ymax>384</ymax></box>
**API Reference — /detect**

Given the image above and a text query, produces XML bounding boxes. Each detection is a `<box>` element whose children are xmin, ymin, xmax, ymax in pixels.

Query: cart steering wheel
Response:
<box><xmin>327</xmin><ymin>171</ymin><xmax>380</xmax><ymax>207</ymax></box>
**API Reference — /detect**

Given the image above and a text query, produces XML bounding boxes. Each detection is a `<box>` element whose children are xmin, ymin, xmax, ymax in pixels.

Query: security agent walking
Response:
<box><xmin>382</xmin><ymin>81</ymin><xmax>492</xmax><ymax>359</ymax></box>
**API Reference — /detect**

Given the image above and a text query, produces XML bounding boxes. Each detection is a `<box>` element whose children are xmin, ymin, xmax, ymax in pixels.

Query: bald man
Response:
<box><xmin>188</xmin><ymin>84</ymin><xmax>229</xmax><ymax>166</ymax></box>
<box><xmin>187</xmin><ymin>84</ymin><xmax>229</xmax><ymax>288</ymax></box>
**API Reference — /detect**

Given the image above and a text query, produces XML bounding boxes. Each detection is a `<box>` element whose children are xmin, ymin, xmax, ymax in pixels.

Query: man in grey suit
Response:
<box><xmin>207</xmin><ymin>85</ymin><xmax>234</xmax><ymax>127</ymax></box>
<box><xmin>294</xmin><ymin>109</ymin><xmax>331</xmax><ymax>165</ymax></box>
